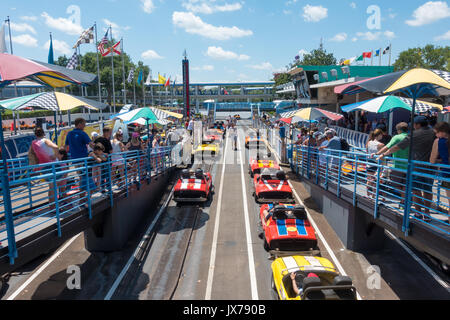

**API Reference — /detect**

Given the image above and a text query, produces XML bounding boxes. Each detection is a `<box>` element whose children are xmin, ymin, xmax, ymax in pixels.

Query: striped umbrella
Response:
<box><xmin>341</xmin><ymin>96</ymin><xmax>442</xmax><ymax>114</ymax></box>
<box><xmin>285</xmin><ymin>107</ymin><xmax>344</xmax><ymax>122</ymax></box>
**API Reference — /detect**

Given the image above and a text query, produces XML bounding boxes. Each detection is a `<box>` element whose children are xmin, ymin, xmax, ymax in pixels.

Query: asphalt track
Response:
<box><xmin>1</xmin><ymin>119</ymin><xmax>449</xmax><ymax>300</ymax></box>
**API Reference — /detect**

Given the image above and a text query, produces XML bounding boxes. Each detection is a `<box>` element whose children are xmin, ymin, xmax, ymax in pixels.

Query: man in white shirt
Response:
<box><xmin>229</xmin><ymin>124</ymin><xmax>238</xmax><ymax>151</ymax></box>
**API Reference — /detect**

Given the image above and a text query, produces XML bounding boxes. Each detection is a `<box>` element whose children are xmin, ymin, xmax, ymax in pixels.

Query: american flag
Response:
<box><xmin>97</xmin><ymin>29</ymin><xmax>109</xmax><ymax>56</ymax></box>
<box><xmin>66</xmin><ymin>51</ymin><xmax>78</xmax><ymax>70</ymax></box>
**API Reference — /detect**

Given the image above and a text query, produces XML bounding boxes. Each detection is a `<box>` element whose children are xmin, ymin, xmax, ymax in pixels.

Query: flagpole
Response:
<box><xmin>6</xmin><ymin>16</ymin><xmax>18</xmax><ymax>134</ymax></box>
<box><xmin>121</xmin><ymin>37</ymin><xmax>126</xmax><ymax>106</ymax></box>
<box><xmin>94</xmin><ymin>23</ymin><xmax>102</xmax><ymax>103</ymax></box>
<box><xmin>388</xmin><ymin>43</ymin><xmax>392</xmax><ymax>67</ymax></box>
<box><xmin>133</xmin><ymin>69</ymin><xmax>136</xmax><ymax>105</ymax></box>
<box><xmin>110</xmin><ymin>25</ymin><xmax>116</xmax><ymax>113</ymax></box>
<box><xmin>371</xmin><ymin>50</ymin><xmax>373</xmax><ymax>66</ymax></box>
<box><xmin>143</xmin><ymin>69</ymin><xmax>146</xmax><ymax>108</ymax></box>
<box><xmin>379</xmin><ymin>48</ymin><xmax>382</xmax><ymax>66</ymax></box>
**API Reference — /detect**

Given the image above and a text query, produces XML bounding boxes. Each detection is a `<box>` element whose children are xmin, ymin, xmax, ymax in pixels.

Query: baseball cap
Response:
<box><xmin>414</xmin><ymin>115</ymin><xmax>428</xmax><ymax>125</ymax></box>
<box><xmin>91</xmin><ymin>131</ymin><xmax>99</xmax><ymax>139</ymax></box>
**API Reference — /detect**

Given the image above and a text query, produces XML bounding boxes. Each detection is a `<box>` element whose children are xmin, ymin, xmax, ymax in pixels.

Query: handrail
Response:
<box><xmin>0</xmin><ymin>146</ymin><xmax>174</xmax><ymax>265</ymax></box>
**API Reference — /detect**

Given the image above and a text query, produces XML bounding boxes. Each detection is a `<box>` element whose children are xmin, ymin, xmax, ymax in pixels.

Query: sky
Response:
<box><xmin>1</xmin><ymin>0</ymin><xmax>449</xmax><ymax>83</ymax></box>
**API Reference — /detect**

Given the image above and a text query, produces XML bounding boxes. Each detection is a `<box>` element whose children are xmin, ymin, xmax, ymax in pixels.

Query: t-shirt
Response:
<box><xmin>380</xmin><ymin>134</ymin><xmax>392</xmax><ymax>145</ymax></box>
<box><xmin>94</xmin><ymin>136</ymin><xmax>113</xmax><ymax>154</ymax></box>
<box><xmin>396</xmin><ymin>127</ymin><xmax>435</xmax><ymax>162</ymax></box>
<box><xmin>327</xmin><ymin>136</ymin><xmax>341</xmax><ymax>151</ymax></box>
<box><xmin>385</xmin><ymin>133</ymin><xmax>409</xmax><ymax>170</ymax></box>
<box><xmin>65</xmin><ymin>128</ymin><xmax>91</xmax><ymax>159</ymax></box>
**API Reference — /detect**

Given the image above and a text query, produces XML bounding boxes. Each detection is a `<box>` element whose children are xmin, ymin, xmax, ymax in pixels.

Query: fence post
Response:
<box><xmin>51</xmin><ymin>163</ymin><xmax>61</xmax><ymax>237</ymax></box>
<box><xmin>353</xmin><ymin>155</ymin><xmax>358</xmax><ymax>207</ymax></box>
<box><xmin>403</xmin><ymin>161</ymin><xmax>415</xmax><ymax>236</ymax></box>
<box><xmin>325</xmin><ymin>154</ymin><xmax>329</xmax><ymax>191</ymax></box>
<box><xmin>136</xmin><ymin>152</ymin><xmax>142</xmax><ymax>190</ymax></box>
<box><xmin>107</xmin><ymin>156</ymin><xmax>113</xmax><ymax>207</ymax></box>
<box><xmin>337</xmin><ymin>152</ymin><xmax>342</xmax><ymax>198</ymax></box>
<box><xmin>85</xmin><ymin>159</ymin><xmax>92</xmax><ymax>219</ymax></box>
<box><xmin>1</xmin><ymin>169</ymin><xmax>17</xmax><ymax>264</ymax></box>
<box><xmin>124</xmin><ymin>155</ymin><xmax>129</xmax><ymax>198</ymax></box>
<box><xmin>374</xmin><ymin>159</ymin><xmax>382</xmax><ymax>219</ymax></box>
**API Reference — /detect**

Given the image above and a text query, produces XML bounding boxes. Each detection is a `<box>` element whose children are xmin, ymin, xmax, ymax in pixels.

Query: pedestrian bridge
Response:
<box><xmin>0</xmin><ymin>146</ymin><xmax>178</xmax><ymax>274</ymax></box>
<box><xmin>258</xmin><ymin>120</ymin><xmax>450</xmax><ymax>265</ymax></box>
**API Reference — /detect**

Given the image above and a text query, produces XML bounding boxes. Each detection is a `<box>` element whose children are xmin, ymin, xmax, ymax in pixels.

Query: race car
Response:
<box><xmin>249</xmin><ymin>157</ymin><xmax>280</xmax><ymax>177</ymax></box>
<box><xmin>341</xmin><ymin>161</ymin><xmax>366</xmax><ymax>177</ymax></box>
<box><xmin>259</xmin><ymin>204</ymin><xmax>317</xmax><ymax>252</ymax></box>
<box><xmin>234</xmin><ymin>114</ymin><xmax>241</xmax><ymax>120</ymax></box>
<box><xmin>204</xmin><ymin>129</ymin><xmax>222</xmax><ymax>142</ymax></box>
<box><xmin>173</xmin><ymin>169</ymin><xmax>213</xmax><ymax>204</ymax></box>
<box><xmin>245</xmin><ymin>131</ymin><xmax>267</xmax><ymax>149</ymax></box>
<box><xmin>253</xmin><ymin>169</ymin><xmax>295</xmax><ymax>204</ymax></box>
<box><xmin>192</xmin><ymin>140</ymin><xmax>219</xmax><ymax>160</ymax></box>
<box><xmin>271</xmin><ymin>255</ymin><xmax>357</xmax><ymax>300</ymax></box>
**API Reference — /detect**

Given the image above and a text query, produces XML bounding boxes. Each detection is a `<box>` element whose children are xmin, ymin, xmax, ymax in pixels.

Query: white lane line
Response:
<box><xmin>104</xmin><ymin>186</ymin><xmax>175</xmax><ymax>300</ymax></box>
<box><xmin>237</xmin><ymin>131</ymin><xmax>259</xmax><ymax>300</ymax></box>
<box><xmin>385</xmin><ymin>230</ymin><xmax>450</xmax><ymax>292</ymax></box>
<box><xmin>205</xmin><ymin>131</ymin><xmax>229</xmax><ymax>300</ymax></box>
<box><xmin>269</xmin><ymin>143</ymin><xmax>363</xmax><ymax>300</ymax></box>
<box><xmin>7</xmin><ymin>233</ymin><xmax>81</xmax><ymax>300</ymax></box>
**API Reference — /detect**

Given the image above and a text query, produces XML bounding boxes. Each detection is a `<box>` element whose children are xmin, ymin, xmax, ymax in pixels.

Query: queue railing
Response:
<box><xmin>290</xmin><ymin>145</ymin><xmax>450</xmax><ymax>237</ymax></box>
<box><xmin>0</xmin><ymin>147</ymin><xmax>173</xmax><ymax>265</ymax></box>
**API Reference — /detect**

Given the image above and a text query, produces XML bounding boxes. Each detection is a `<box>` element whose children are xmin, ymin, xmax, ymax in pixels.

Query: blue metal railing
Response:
<box><xmin>289</xmin><ymin>145</ymin><xmax>450</xmax><ymax>236</ymax></box>
<box><xmin>0</xmin><ymin>147</ymin><xmax>173</xmax><ymax>265</ymax></box>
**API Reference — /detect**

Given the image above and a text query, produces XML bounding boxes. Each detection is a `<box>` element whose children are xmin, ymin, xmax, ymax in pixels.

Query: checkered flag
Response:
<box><xmin>127</xmin><ymin>68</ymin><xmax>135</xmax><ymax>84</ymax></box>
<box><xmin>432</xmin><ymin>70</ymin><xmax>450</xmax><ymax>83</ymax></box>
<box><xmin>73</xmin><ymin>26</ymin><xmax>94</xmax><ymax>49</ymax></box>
<box><xmin>398</xmin><ymin>97</ymin><xmax>440</xmax><ymax>113</ymax></box>
<box><xmin>66</xmin><ymin>51</ymin><xmax>78</xmax><ymax>70</ymax></box>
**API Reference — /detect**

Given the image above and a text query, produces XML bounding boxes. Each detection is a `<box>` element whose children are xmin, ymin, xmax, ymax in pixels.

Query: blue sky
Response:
<box><xmin>2</xmin><ymin>0</ymin><xmax>449</xmax><ymax>83</ymax></box>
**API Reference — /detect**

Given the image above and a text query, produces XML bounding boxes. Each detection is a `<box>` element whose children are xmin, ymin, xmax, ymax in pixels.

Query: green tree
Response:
<box><xmin>393</xmin><ymin>45</ymin><xmax>450</xmax><ymax>71</ymax></box>
<box><xmin>273</xmin><ymin>72</ymin><xmax>292</xmax><ymax>87</ymax></box>
<box><xmin>289</xmin><ymin>43</ymin><xmax>337</xmax><ymax>68</ymax></box>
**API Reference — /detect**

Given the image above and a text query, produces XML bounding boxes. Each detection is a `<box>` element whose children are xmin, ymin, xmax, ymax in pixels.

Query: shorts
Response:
<box><xmin>412</xmin><ymin>175</ymin><xmax>434</xmax><ymax>193</ymax></box>
<box><xmin>390</xmin><ymin>170</ymin><xmax>407</xmax><ymax>186</ymax></box>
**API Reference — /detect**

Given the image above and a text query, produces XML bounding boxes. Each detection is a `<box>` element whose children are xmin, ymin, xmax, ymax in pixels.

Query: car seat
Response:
<box><xmin>195</xmin><ymin>169</ymin><xmax>204</xmax><ymax>179</ymax></box>
<box><xmin>181</xmin><ymin>169</ymin><xmax>190</xmax><ymax>179</ymax></box>
<box><xmin>276</xmin><ymin>170</ymin><xmax>286</xmax><ymax>180</ymax></box>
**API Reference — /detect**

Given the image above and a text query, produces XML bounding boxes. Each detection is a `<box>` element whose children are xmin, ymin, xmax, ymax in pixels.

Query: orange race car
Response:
<box><xmin>249</xmin><ymin>157</ymin><xmax>281</xmax><ymax>177</ymax></box>
<box><xmin>253</xmin><ymin>169</ymin><xmax>295</xmax><ymax>204</ymax></box>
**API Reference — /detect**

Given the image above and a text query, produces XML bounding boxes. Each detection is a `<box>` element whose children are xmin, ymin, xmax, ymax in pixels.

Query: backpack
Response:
<box><xmin>340</xmin><ymin>138</ymin><xmax>350</xmax><ymax>152</ymax></box>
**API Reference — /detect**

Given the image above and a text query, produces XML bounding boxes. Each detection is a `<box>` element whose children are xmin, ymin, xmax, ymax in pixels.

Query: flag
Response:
<box><xmin>375</xmin><ymin>49</ymin><xmax>381</xmax><ymax>57</ymax></box>
<box><xmin>137</xmin><ymin>69</ymin><xmax>143</xmax><ymax>85</ymax></box>
<box><xmin>102</xmin><ymin>40</ymin><xmax>121</xmax><ymax>57</ymax></box>
<box><xmin>343</xmin><ymin>57</ymin><xmax>357</xmax><ymax>65</ymax></box>
<box><xmin>164</xmin><ymin>76</ymin><xmax>171</xmax><ymax>88</ymax></box>
<box><xmin>48</xmin><ymin>36</ymin><xmax>54</xmax><ymax>64</ymax></box>
<box><xmin>145</xmin><ymin>73</ymin><xmax>151</xmax><ymax>85</ymax></box>
<box><xmin>97</xmin><ymin>29</ymin><xmax>109</xmax><ymax>56</ymax></box>
<box><xmin>127</xmin><ymin>68</ymin><xmax>135</xmax><ymax>84</ymax></box>
<box><xmin>158</xmin><ymin>73</ymin><xmax>166</xmax><ymax>85</ymax></box>
<box><xmin>66</xmin><ymin>51</ymin><xmax>78</xmax><ymax>69</ymax></box>
<box><xmin>73</xmin><ymin>26</ymin><xmax>94</xmax><ymax>49</ymax></box>
<box><xmin>356</xmin><ymin>55</ymin><xmax>364</xmax><ymax>62</ymax></box>
<box><xmin>383</xmin><ymin>45</ymin><xmax>391</xmax><ymax>55</ymax></box>
<box><xmin>362</xmin><ymin>51</ymin><xmax>372</xmax><ymax>59</ymax></box>
<box><xmin>0</xmin><ymin>23</ymin><xmax>7</xmax><ymax>54</ymax></box>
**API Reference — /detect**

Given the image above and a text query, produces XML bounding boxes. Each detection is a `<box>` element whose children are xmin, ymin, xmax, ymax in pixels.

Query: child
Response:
<box><xmin>89</xmin><ymin>143</ymin><xmax>108</xmax><ymax>190</ymax></box>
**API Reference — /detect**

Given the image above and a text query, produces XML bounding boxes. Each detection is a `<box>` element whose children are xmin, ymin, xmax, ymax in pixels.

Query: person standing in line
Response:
<box><xmin>65</xmin><ymin>118</ymin><xmax>94</xmax><ymax>160</ymax></box>
<box><xmin>429</xmin><ymin>122</ymin><xmax>450</xmax><ymax>224</ymax></box>
<box><xmin>111</xmin><ymin>130</ymin><xmax>126</xmax><ymax>188</ymax></box>
<box><xmin>366</xmin><ymin>129</ymin><xmax>385</xmax><ymax>199</ymax></box>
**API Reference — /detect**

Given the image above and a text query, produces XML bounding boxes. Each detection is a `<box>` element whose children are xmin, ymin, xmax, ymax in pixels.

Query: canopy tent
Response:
<box><xmin>284</xmin><ymin>107</ymin><xmax>344</xmax><ymax>122</ymax></box>
<box><xmin>0</xmin><ymin>92</ymin><xmax>109</xmax><ymax>111</ymax></box>
<box><xmin>334</xmin><ymin>76</ymin><xmax>382</xmax><ymax>95</ymax></box>
<box><xmin>0</xmin><ymin>53</ymin><xmax>97</xmax><ymax>88</ymax></box>
<box><xmin>341</xmin><ymin>96</ymin><xmax>443</xmax><ymax>114</ymax></box>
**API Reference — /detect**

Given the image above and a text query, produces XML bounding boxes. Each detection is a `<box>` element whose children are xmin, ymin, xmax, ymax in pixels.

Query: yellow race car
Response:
<box><xmin>271</xmin><ymin>255</ymin><xmax>357</xmax><ymax>300</ymax></box>
<box><xmin>192</xmin><ymin>141</ymin><xmax>219</xmax><ymax>160</ymax></box>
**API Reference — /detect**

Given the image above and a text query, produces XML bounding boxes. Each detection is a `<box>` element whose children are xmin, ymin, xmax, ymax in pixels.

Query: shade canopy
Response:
<box><xmin>111</xmin><ymin>107</ymin><xmax>158</xmax><ymax>123</ymax></box>
<box><xmin>341</xmin><ymin>96</ymin><xmax>442</xmax><ymax>114</ymax></box>
<box><xmin>130</xmin><ymin>118</ymin><xmax>172</xmax><ymax>126</ymax></box>
<box><xmin>0</xmin><ymin>53</ymin><xmax>97</xmax><ymax>88</ymax></box>
<box><xmin>334</xmin><ymin>76</ymin><xmax>382</xmax><ymax>95</ymax></box>
<box><xmin>283</xmin><ymin>107</ymin><xmax>344</xmax><ymax>121</ymax></box>
<box><xmin>0</xmin><ymin>92</ymin><xmax>109</xmax><ymax>111</ymax></box>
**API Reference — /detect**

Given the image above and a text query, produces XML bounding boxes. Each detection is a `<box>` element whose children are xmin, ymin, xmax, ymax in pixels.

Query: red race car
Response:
<box><xmin>173</xmin><ymin>169</ymin><xmax>213</xmax><ymax>205</ymax></box>
<box><xmin>204</xmin><ymin>129</ymin><xmax>222</xmax><ymax>142</ymax></box>
<box><xmin>253</xmin><ymin>169</ymin><xmax>295</xmax><ymax>204</ymax></box>
<box><xmin>249</xmin><ymin>157</ymin><xmax>281</xmax><ymax>177</ymax></box>
<box><xmin>259</xmin><ymin>204</ymin><xmax>318</xmax><ymax>252</ymax></box>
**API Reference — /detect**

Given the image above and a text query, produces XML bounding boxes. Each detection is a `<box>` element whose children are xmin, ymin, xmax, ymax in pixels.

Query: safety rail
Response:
<box><xmin>290</xmin><ymin>145</ymin><xmax>450</xmax><ymax>237</ymax></box>
<box><xmin>0</xmin><ymin>146</ymin><xmax>173</xmax><ymax>265</ymax></box>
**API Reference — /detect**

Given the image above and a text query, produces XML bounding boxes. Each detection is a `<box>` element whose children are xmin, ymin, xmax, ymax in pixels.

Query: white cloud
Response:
<box><xmin>182</xmin><ymin>1</ymin><xmax>243</xmax><ymax>14</ymax></box>
<box><xmin>248</xmin><ymin>62</ymin><xmax>273</xmax><ymax>70</ymax></box>
<box><xmin>41</xmin><ymin>12</ymin><xmax>83</xmax><ymax>36</ymax></box>
<box><xmin>330</xmin><ymin>32</ymin><xmax>347</xmax><ymax>42</ymax></box>
<box><xmin>356</xmin><ymin>31</ymin><xmax>381</xmax><ymax>41</ymax></box>
<box><xmin>44</xmin><ymin>39</ymin><xmax>72</xmax><ymax>55</ymax></box>
<box><xmin>102</xmin><ymin>19</ymin><xmax>131</xmax><ymax>39</ymax></box>
<box><xmin>141</xmin><ymin>0</ymin><xmax>155</xmax><ymax>14</ymax></box>
<box><xmin>406</xmin><ymin>1</ymin><xmax>450</xmax><ymax>26</ymax></box>
<box><xmin>20</xmin><ymin>15</ymin><xmax>38</xmax><ymax>22</ymax></box>
<box><xmin>10</xmin><ymin>22</ymin><xmax>36</xmax><ymax>35</ymax></box>
<box><xmin>303</xmin><ymin>5</ymin><xmax>328</xmax><ymax>22</ymax></box>
<box><xmin>141</xmin><ymin>49</ymin><xmax>164</xmax><ymax>59</ymax></box>
<box><xmin>435</xmin><ymin>30</ymin><xmax>450</xmax><ymax>41</ymax></box>
<box><xmin>192</xmin><ymin>65</ymin><xmax>215</xmax><ymax>71</ymax></box>
<box><xmin>384</xmin><ymin>30</ymin><xmax>396</xmax><ymax>39</ymax></box>
<box><xmin>172</xmin><ymin>11</ymin><xmax>253</xmax><ymax>40</ymax></box>
<box><xmin>206</xmin><ymin>46</ymin><xmax>250</xmax><ymax>60</ymax></box>
<box><xmin>283</xmin><ymin>10</ymin><xmax>292</xmax><ymax>15</ymax></box>
<box><xmin>350</xmin><ymin>2</ymin><xmax>356</xmax><ymax>9</ymax></box>
<box><xmin>352</xmin><ymin>37</ymin><xmax>358</xmax><ymax>42</ymax></box>
<box><xmin>12</xmin><ymin>34</ymin><xmax>38</xmax><ymax>47</ymax></box>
